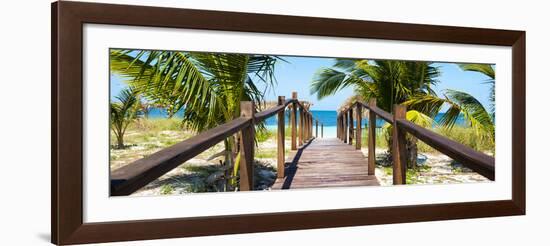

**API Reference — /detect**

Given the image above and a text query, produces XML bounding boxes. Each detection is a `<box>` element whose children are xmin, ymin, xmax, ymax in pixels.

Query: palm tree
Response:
<box><xmin>404</xmin><ymin>64</ymin><xmax>495</xmax><ymax>145</ymax></box>
<box><xmin>312</xmin><ymin>59</ymin><xmax>439</xmax><ymax>111</ymax></box>
<box><xmin>312</xmin><ymin>59</ymin><xmax>440</xmax><ymax>168</ymax></box>
<box><xmin>110</xmin><ymin>88</ymin><xmax>139</xmax><ymax>149</ymax></box>
<box><xmin>459</xmin><ymin>64</ymin><xmax>495</xmax><ymax>115</ymax></box>
<box><xmin>110</xmin><ymin>49</ymin><xmax>280</xmax><ymax>190</ymax></box>
<box><xmin>404</xmin><ymin>88</ymin><xmax>494</xmax><ymax>146</ymax></box>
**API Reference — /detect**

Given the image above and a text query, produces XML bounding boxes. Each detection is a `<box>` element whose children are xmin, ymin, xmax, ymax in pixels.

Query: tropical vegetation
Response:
<box><xmin>110</xmin><ymin>87</ymin><xmax>139</xmax><ymax>149</ymax></box>
<box><xmin>109</xmin><ymin>49</ymin><xmax>281</xmax><ymax>190</ymax></box>
<box><xmin>311</xmin><ymin>59</ymin><xmax>440</xmax><ymax>167</ymax></box>
<box><xmin>404</xmin><ymin>64</ymin><xmax>495</xmax><ymax>145</ymax></box>
<box><xmin>311</xmin><ymin>59</ymin><xmax>495</xmax><ymax>167</ymax></box>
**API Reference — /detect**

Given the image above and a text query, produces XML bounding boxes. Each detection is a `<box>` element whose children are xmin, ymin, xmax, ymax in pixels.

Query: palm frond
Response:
<box><xmin>458</xmin><ymin>64</ymin><xmax>495</xmax><ymax>79</ymax></box>
<box><xmin>310</xmin><ymin>68</ymin><xmax>363</xmax><ymax>99</ymax></box>
<box><xmin>404</xmin><ymin>90</ymin><xmax>494</xmax><ymax>141</ymax></box>
<box><xmin>445</xmin><ymin>89</ymin><xmax>494</xmax><ymax>142</ymax></box>
<box><xmin>406</xmin><ymin>110</ymin><xmax>435</xmax><ymax>128</ymax></box>
<box><xmin>458</xmin><ymin>63</ymin><xmax>495</xmax><ymax>116</ymax></box>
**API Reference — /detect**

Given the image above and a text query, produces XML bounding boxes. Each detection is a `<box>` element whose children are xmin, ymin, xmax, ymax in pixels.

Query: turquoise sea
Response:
<box><xmin>146</xmin><ymin>108</ymin><xmax>466</xmax><ymax>138</ymax></box>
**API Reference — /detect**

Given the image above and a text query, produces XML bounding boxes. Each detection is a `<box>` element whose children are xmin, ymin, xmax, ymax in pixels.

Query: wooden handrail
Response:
<box><xmin>111</xmin><ymin>117</ymin><xmax>252</xmax><ymax>196</ymax></box>
<box><xmin>337</xmin><ymin>99</ymin><xmax>495</xmax><ymax>183</ymax></box>
<box><xmin>255</xmin><ymin>104</ymin><xmax>286</xmax><ymax>121</ymax></box>
<box><xmin>295</xmin><ymin>100</ymin><xmax>312</xmax><ymax>113</ymax></box>
<box><xmin>396</xmin><ymin>119</ymin><xmax>495</xmax><ymax>180</ymax></box>
<box><xmin>111</xmin><ymin>92</ymin><xmax>322</xmax><ymax>196</ymax></box>
<box><xmin>256</xmin><ymin>99</ymin><xmax>294</xmax><ymax>121</ymax></box>
<box><xmin>359</xmin><ymin>102</ymin><xmax>394</xmax><ymax>123</ymax></box>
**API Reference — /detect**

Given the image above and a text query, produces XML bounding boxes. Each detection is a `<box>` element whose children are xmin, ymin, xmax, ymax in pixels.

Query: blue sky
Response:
<box><xmin>111</xmin><ymin>55</ymin><xmax>493</xmax><ymax>111</ymax></box>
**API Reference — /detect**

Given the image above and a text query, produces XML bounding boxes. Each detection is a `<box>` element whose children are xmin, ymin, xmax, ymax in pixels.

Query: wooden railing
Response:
<box><xmin>110</xmin><ymin>92</ymin><xmax>321</xmax><ymax>196</ymax></box>
<box><xmin>337</xmin><ymin>98</ymin><xmax>495</xmax><ymax>184</ymax></box>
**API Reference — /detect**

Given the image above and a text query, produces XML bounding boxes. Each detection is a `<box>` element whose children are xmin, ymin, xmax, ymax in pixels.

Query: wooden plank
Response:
<box><xmin>392</xmin><ymin>105</ymin><xmax>407</xmax><ymax>185</ymax></box>
<box><xmin>272</xmin><ymin>138</ymin><xmax>379</xmax><ymax>190</ymax></box>
<box><xmin>368</xmin><ymin>99</ymin><xmax>376</xmax><ymax>175</ymax></box>
<box><xmin>239</xmin><ymin>102</ymin><xmax>255</xmax><ymax>191</ymax></box>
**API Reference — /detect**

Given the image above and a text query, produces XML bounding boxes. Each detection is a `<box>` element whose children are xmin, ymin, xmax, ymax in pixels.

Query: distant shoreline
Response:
<box><xmin>142</xmin><ymin>108</ymin><xmax>468</xmax><ymax>128</ymax></box>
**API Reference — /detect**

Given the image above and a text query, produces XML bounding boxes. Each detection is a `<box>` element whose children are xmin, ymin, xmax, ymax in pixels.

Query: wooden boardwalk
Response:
<box><xmin>272</xmin><ymin>138</ymin><xmax>379</xmax><ymax>189</ymax></box>
<box><xmin>109</xmin><ymin>92</ymin><xmax>494</xmax><ymax>197</ymax></box>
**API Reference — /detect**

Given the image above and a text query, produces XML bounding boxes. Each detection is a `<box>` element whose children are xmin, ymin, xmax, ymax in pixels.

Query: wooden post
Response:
<box><xmin>316</xmin><ymin>120</ymin><xmax>318</xmax><ymax>138</ymax></box>
<box><xmin>343</xmin><ymin>110</ymin><xmax>348</xmax><ymax>143</ymax></box>
<box><xmin>340</xmin><ymin>113</ymin><xmax>344</xmax><ymax>141</ymax></box>
<box><xmin>306</xmin><ymin>112</ymin><xmax>309</xmax><ymax>140</ymax></box>
<box><xmin>239</xmin><ymin>101</ymin><xmax>255</xmax><ymax>191</ymax></box>
<box><xmin>339</xmin><ymin>115</ymin><xmax>342</xmax><ymax>140</ymax></box>
<box><xmin>311</xmin><ymin>116</ymin><xmax>314</xmax><ymax>139</ymax></box>
<box><xmin>339</xmin><ymin>114</ymin><xmax>342</xmax><ymax>140</ymax></box>
<box><xmin>304</xmin><ymin>108</ymin><xmax>307</xmax><ymax>143</ymax></box>
<box><xmin>336</xmin><ymin>114</ymin><xmax>340</xmax><ymax>139</ymax></box>
<box><xmin>348</xmin><ymin>107</ymin><xmax>353</xmax><ymax>145</ymax></box>
<box><xmin>392</xmin><ymin>104</ymin><xmax>407</xmax><ymax>185</ymax></box>
<box><xmin>309</xmin><ymin>114</ymin><xmax>312</xmax><ymax>139</ymax></box>
<box><xmin>308</xmin><ymin>114</ymin><xmax>311</xmax><ymax>139</ymax></box>
<box><xmin>298</xmin><ymin>106</ymin><xmax>303</xmax><ymax>145</ymax></box>
<box><xmin>355</xmin><ymin>102</ymin><xmax>362</xmax><ymax>150</ymax></box>
<box><xmin>304</xmin><ymin>111</ymin><xmax>307</xmax><ymax>141</ymax></box>
<box><xmin>291</xmin><ymin>92</ymin><xmax>297</xmax><ymax>150</ymax></box>
<box><xmin>305</xmin><ymin>111</ymin><xmax>309</xmax><ymax>140</ymax></box>
<box><xmin>305</xmin><ymin>113</ymin><xmax>308</xmax><ymax>140</ymax></box>
<box><xmin>368</xmin><ymin>99</ymin><xmax>376</xmax><ymax>175</ymax></box>
<box><xmin>321</xmin><ymin>123</ymin><xmax>324</xmax><ymax>138</ymax></box>
<box><xmin>277</xmin><ymin>96</ymin><xmax>285</xmax><ymax>178</ymax></box>
<box><xmin>310</xmin><ymin>116</ymin><xmax>312</xmax><ymax>139</ymax></box>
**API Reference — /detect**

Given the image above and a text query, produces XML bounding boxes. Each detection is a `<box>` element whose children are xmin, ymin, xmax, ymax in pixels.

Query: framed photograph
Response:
<box><xmin>52</xmin><ymin>1</ymin><xmax>525</xmax><ymax>244</ymax></box>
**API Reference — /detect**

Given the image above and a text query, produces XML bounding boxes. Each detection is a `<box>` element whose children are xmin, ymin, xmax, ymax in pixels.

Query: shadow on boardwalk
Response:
<box><xmin>281</xmin><ymin>139</ymin><xmax>314</xmax><ymax>189</ymax></box>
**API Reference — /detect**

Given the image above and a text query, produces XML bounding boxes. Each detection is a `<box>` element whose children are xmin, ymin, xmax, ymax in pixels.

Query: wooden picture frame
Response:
<box><xmin>52</xmin><ymin>1</ymin><xmax>525</xmax><ymax>244</ymax></box>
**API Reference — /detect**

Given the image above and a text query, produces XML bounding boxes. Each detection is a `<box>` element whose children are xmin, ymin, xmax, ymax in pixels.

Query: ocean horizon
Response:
<box><xmin>145</xmin><ymin>108</ymin><xmax>467</xmax><ymax>138</ymax></box>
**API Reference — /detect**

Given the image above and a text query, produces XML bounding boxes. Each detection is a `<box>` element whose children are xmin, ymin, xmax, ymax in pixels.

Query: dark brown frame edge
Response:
<box><xmin>52</xmin><ymin>1</ymin><xmax>525</xmax><ymax>245</ymax></box>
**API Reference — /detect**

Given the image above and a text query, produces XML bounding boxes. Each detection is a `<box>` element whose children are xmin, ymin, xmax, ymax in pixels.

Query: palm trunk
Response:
<box><xmin>386</xmin><ymin>131</ymin><xmax>418</xmax><ymax>169</ymax></box>
<box><xmin>223</xmin><ymin>139</ymin><xmax>233</xmax><ymax>191</ymax></box>
<box><xmin>116</xmin><ymin>133</ymin><xmax>124</xmax><ymax>149</ymax></box>
<box><xmin>406</xmin><ymin>137</ymin><xmax>418</xmax><ymax>169</ymax></box>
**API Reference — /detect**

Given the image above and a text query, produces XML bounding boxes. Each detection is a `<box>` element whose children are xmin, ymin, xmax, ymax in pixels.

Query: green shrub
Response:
<box><xmin>362</xmin><ymin>124</ymin><xmax>494</xmax><ymax>154</ymax></box>
<box><xmin>160</xmin><ymin>184</ymin><xmax>174</xmax><ymax>195</ymax></box>
<box><xmin>417</xmin><ymin>126</ymin><xmax>494</xmax><ymax>153</ymax></box>
<box><xmin>256</xmin><ymin>128</ymin><xmax>274</xmax><ymax>142</ymax></box>
<box><xmin>129</xmin><ymin>118</ymin><xmax>184</xmax><ymax>131</ymax></box>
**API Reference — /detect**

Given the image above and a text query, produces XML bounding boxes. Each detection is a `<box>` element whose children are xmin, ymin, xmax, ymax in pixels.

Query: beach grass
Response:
<box><xmin>361</xmin><ymin>126</ymin><xmax>494</xmax><ymax>153</ymax></box>
<box><xmin>110</xmin><ymin>118</ymin><xmax>493</xmax><ymax>191</ymax></box>
<box><xmin>110</xmin><ymin>118</ymin><xmax>224</xmax><ymax>170</ymax></box>
<box><xmin>110</xmin><ymin>118</ymin><xmax>290</xmax><ymax>170</ymax></box>
<box><xmin>111</xmin><ymin>119</ymin><xmax>493</xmax><ymax>171</ymax></box>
